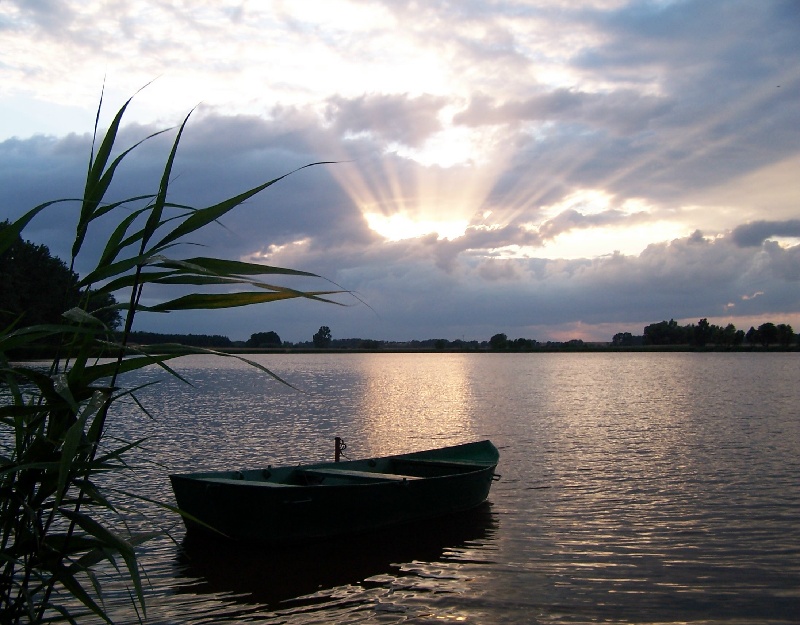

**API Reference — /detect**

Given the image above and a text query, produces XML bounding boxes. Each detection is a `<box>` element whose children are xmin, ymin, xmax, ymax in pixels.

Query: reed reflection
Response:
<box><xmin>352</xmin><ymin>354</ymin><xmax>476</xmax><ymax>455</ymax></box>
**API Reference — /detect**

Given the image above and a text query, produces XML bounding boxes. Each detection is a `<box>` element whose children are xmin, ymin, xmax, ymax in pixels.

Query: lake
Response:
<box><xmin>86</xmin><ymin>353</ymin><xmax>800</xmax><ymax>622</ymax></box>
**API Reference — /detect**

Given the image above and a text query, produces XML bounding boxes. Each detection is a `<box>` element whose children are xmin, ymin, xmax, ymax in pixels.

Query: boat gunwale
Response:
<box><xmin>169</xmin><ymin>440</ymin><xmax>499</xmax><ymax>487</ymax></box>
<box><xmin>173</xmin><ymin>461</ymin><xmax>496</xmax><ymax>489</ymax></box>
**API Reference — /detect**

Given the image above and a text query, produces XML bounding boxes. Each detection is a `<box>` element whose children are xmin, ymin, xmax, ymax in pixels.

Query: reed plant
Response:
<box><xmin>0</xmin><ymin>90</ymin><xmax>343</xmax><ymax>623</ymax></box>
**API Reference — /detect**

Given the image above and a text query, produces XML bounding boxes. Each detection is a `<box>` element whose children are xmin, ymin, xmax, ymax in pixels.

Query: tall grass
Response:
<box><xmin>0</xmin><ymin>90</ymin><xmax>343</xmax><ymax>624</ymax></box>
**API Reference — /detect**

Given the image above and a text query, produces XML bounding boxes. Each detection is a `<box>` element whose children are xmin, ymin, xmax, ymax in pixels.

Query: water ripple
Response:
<box><xmin>68</xmin><ymin>352</ymin><xmax>800</xmax><ymax>624</ymax></box>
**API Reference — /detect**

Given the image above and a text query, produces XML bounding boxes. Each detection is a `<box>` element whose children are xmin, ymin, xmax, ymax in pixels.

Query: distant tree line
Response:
<box><xmin>487</xmin><ymin>333</ymin><xmax>586</xmax><ymax>351</ymax></box>
<box><xmin>125</xmin><ymin>331</ymin><xmax>233</xmax><ymax>348</ymax></box>
<box><xmin>111</xmin><ymin>320</ymin><xmax>800</xmax><ymax>352</ymax></box>
<box><xmin>613</xmin><ymin>318</ymin><xmax>797</xmax><ymax>348</ymax></box>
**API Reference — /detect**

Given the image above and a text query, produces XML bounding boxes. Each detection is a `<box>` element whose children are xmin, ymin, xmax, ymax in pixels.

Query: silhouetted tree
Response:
<box><xmin>510</xmin><ymin>337</ymin><xmax>535</xmax><ymax>351</ymax></box>
<box><xmin>776</xmin><ymin>323</ymin><xmax>794</xmax><ymax>347</ymax></box>
<box><xmin>313</xmin><ymin>325</ymin><xmax>332</xmax><ymax>347</ymax></box>
<box><xmin>0</xmin><ymin>221</ymin><xmax>121</xmax><ymax>329</ymax></box>
<box><xmin>718</xmin><ymin>323</ymin><xmax>745</xmax><ymax>347</ymax></box>
<box><xmin>489</xmin><ymin>333</ymin><xmax>508</xmax><ymax>350</ymax></box>
<box><xmin>643</xmin><ymin>319</ymin><xmax>687</xmax><ymax>345</ymax></box>
<box><xmin>758</xmin><ymin>322</ymin><xmax>778</xmax><ymax>346</ymax></box>
<box><xmin>613</xmin><ymin>332</ymin><xmax>631</xmax><ymax>346</ymax></box>
<box><xmin>693</xmin><ymin>318</ymin><xmax>713</xmax><ymax>346</ymax></box>
<box><xmin>246</xmin><ymin>331</ymin><xmax>282</xmax><ymax>347</ymax></box>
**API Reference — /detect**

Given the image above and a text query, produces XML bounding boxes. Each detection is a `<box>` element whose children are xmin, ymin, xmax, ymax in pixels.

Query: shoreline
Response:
<box><xmin>8</xmin><ymin>344</ymin><xmax>799</xmax><ymax>361</ymax></box>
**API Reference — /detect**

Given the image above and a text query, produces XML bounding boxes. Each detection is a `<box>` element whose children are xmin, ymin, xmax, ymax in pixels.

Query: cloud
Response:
<box><xmin>0</xmin><ymin>112</ymin><xmax>371</xmax><ymax>272</ymax></box>
<box><xmin>325</xmin><ymin>93</ymin><xmax>447</xmax><ymax>147</ymax></box>
<box><xmin>5</xmin><ymin>0</ymin><xmax>75</xmax><ymax>34</ymax></box>
<box><xmin>2</xmin><ymin>0</ymin><xmax>800</xmax><ymax>342</ymax></box>
<box><xmin>538</xmin><ymin>207</ymin><xmax>648</xmax><ymax>240</ymax></box>
<box><xmin>455</xmin><ymin>89</ymin><xmax>673</xmax><ymax>136</ymax></box>
<box><xmin>250</xmin><ymin>219</ymin><xmax>800</xmax><ymax>340</ymax></box>
<box><xmin>4</xmin><ymin>98</ymin><xmax>800</xmax><ymax>342</ymax></box>
<box><xmin>477</xmin><ymin>259</ymin><xmax>521</xmax><ymax>282</ymax></box>
<box><xmin>731</xmin><ymin>220</ymin><xmax>800</xmax><ymax>247</ymax></box>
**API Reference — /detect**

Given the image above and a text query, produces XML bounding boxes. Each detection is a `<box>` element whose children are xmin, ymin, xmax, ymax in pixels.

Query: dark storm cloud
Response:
<box><xmin>762</xmin><ymin>240</ymin><xmax>800</xmax><ymax>282</ymax></box>
<box><xmin>0</xmin><ymin>134</ymin><xmax>89</xmax><ymax>261</ymax></box>
<box><xmin>732</xmin><ymin>220</ymin><xmax>800</xmax><ymax>247</ymax></box>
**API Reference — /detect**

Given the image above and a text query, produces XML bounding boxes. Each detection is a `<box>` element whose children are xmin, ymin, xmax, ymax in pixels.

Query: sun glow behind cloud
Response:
<box><xmin>537</xmin><ymin>222</ymin><xmax>689</xmax><ymax>259</ymax></box>
<box><xmin>364</xmin><ymin>212</ymin><xmax>468</xmax><ymax>241</ymax></box>
<box><xmin>339</xmin><ymin>153</ymin><xmax>691</xmax><ymax>258</ymax></box>
<box><xmin>325</xmin><ymin>118</ymin><xmax>695</xmax><ymax>258</ymax></box>
<box><xmin>392</xmin><ymin>123</ymin><xmax>500</xmax><ymax>168</ymax></box>
<box><xmin>322</xmin><ymin>122</ymin><xmax>514</xmax><ymax>244</ymax></box>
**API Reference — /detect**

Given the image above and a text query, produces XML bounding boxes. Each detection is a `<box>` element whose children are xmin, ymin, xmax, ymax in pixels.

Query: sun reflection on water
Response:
<box><xmin>350</xmin><ymin>353</ymin><xmax>476</xmax><ymax>456</ymax></box>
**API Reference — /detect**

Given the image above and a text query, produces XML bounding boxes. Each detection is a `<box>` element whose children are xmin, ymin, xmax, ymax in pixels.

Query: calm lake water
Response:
<box><xmin>71</xmin><ymin>353</ymin><xmax>800</xmax><ymax>622</ymax></box>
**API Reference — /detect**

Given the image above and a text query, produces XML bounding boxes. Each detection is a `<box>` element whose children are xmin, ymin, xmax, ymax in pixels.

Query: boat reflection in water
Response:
<box><xmin>173</xmin><ymin>502</ymin><xmax>497</xmax><ymax>609</ymax></box>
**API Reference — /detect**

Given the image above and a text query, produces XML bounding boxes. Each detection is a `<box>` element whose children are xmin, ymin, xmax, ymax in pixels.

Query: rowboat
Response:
<box><xmin>170</xmin><ymin>439</ymin><xmax>499</xmax><ymax>543</ymax></box>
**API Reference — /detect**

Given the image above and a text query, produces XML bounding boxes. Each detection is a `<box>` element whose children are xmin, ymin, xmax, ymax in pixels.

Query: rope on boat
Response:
<box><xmin>334</xmin><ymin>436</ymin><xmax>349</xmax><ymax>462</ymax></box>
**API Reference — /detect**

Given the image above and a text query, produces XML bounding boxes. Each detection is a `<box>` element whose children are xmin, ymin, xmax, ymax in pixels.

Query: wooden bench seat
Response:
<box><xmin>301</xmin><ymin>467</ymin><xmax>421</xmax><ymax>482</ymax></box>
<box><xmin>391</xmin><ymin>457</ymin><xmax>487</xmax><ymax>469</ymax></box>
<box><xmin>203</xmin><ymin>477</ymin><xmax>295</xmax><ymax>486</ymax></box>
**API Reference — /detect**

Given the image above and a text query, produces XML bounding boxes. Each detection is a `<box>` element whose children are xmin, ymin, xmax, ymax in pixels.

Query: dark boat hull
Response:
<box><xmin>170</xmin><ymin>440</ymin><xmax>499</xmax><ymax>543</ymax></box>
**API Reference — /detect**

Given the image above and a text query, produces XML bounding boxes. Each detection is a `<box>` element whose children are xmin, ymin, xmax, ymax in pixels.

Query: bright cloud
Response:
<box><xmin>364</xmin><ymin>213</ymin><xmax>469</xmax><ymax>242</ymax></box>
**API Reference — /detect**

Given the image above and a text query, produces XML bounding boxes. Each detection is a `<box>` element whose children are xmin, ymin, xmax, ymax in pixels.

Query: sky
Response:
<box><xmin>1</xmin><ymin>0</ymin><xmax>799</xmax><ymax>344</ymax></box>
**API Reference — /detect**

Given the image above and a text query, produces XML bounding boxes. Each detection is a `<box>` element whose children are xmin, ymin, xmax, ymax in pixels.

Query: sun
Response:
<box><xmin>364</xmin><ymin>212</ymin><xmax>468</xmax><ymax>241</ymax></box>
<box><xmin>323</xmin><ymin>122</ymin><xmax>512</xmax><ymax>243</ymax></box>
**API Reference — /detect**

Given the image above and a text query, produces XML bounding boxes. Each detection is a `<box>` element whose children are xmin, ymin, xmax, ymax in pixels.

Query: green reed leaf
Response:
<box><xmin>151</xmin><ymin>275</ymin><xmax>264</xmax><ymax>286</ymax></box>
<box><xmin>140</xmin><ymin>110</ymin><xmax>193</xmax><ymax>251</ymax></box>
<box><xmin>50</xmin><ymin>563</ymin><xmax>112</xmax><ymax>624</ymax></box>
<box><xmin>62</xmin><ymin>307</ymin><xmax>106</xmax><ymax>328</ymax></box>
<box><xmin>77</xmin><ymin>250</ymin><xmax>175</xmax><ymax>287</ymax></box>
<box><xmin>153</xmin><ymin>161</ymin><xmax>336</xmax><ymax>251</ymax></box>
<box><xmin>75</xmin><ymin>353</ymin><xmax>184</xmax><ymax>387</ymax></box>
<box><xmin>144</xmin><ymin>289</ymin><xmax>343</xmax><ymax>312</ymax></box>
<box><xmin>96</xmin><ymin>203</ymin><xmax>153</xmax><ymax>268</ymax></box>
<box><xmin>92</xmin><ymin>271</ymin><xmax>176</xmax><ymax>294</ymax></box>
<box><xmin>155</xmin><ymin>256</ymin><xmax>320</xmax><ymax>278</ymax></box>
<box><xmin>56</xmin><ymin>392</ymin><xmax>106</xmax><ymax>506</ymax></box>
<box><xmin>75</xmin><ymin>91</ymin><xmax>135</xmax><ymax>260</ymax></box>
<box><xmin>59</xmin><ymin>508</ymin><xmax>145</xmax><ymax>617</ymax></box>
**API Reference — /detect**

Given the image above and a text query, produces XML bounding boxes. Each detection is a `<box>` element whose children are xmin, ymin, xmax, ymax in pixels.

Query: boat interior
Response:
<box><xmin>201</xmin><ymin>455</ymin><xmax>491</xmax><ymax>487</ymax></box>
